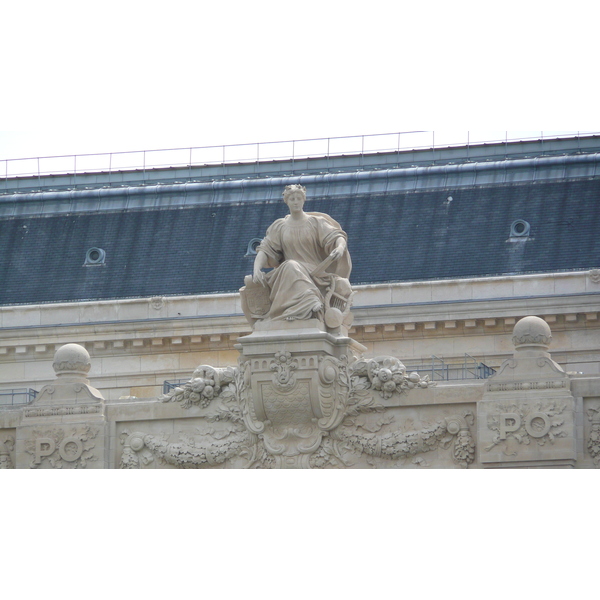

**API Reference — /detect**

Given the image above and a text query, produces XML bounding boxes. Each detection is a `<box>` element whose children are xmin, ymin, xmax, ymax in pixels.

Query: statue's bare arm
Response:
<box><xmin>253</xmin><ymin>250</ymin><xmax>269</xmax><ymax>285</ymax></box>
<box><xmin>329</xmin><ymin>238</ymin><xmax>347</xmax><ymax>261</ymax></box>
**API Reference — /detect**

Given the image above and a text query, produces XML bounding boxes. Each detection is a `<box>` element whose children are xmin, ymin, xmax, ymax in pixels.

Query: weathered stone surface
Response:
<box><xmin>1</xmin><ymin>187</ymin><xmax>599</xmax><ymax>468</ymax></box>
<box><xmin>2</xmin><ymin>315</ymin><xmax>600</xmax><ymax>468</ymax></box>
<box><xmin>2</xmin><ymin>344</ymin><xmax>110</xmax><ymax>469</ymax></box>
<box><xmin>478</xmin><ymin>317</ymin><xmax>578</xmax><ymax>468</ymax></box>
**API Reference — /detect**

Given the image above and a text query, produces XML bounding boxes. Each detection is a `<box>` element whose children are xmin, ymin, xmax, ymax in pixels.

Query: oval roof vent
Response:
<box><xmin>84</xmin><ymin>247</ymin><xmax>106</xmax><ymax>266</ymax></box>
<box><xmin>510</xmin><ymin>220</ymin><xmax>530</xmax><ymax>237</ymax></box>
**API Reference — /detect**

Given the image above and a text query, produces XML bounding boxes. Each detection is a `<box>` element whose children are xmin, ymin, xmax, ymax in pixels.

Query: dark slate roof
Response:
<box><xmin>1</xmin><ymin>178</ymin><xmax>599</xmax><ymax>306</ymax></box>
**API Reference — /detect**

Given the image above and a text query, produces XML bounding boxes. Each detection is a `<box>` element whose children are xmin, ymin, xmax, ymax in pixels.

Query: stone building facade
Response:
<box><xmin>1</xmin><ymin>134</ymin><xmax>599</xmax><ymax>468</ymax></box>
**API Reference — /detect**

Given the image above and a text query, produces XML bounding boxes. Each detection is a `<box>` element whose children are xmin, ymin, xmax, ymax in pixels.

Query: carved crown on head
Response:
<box><xmin>283</xmin><ymin>184</ymin><xmax>306</xmax><ymax>202</ymax></box>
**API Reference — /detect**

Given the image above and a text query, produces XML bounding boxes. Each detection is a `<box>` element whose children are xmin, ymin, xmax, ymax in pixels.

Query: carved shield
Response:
<box><xmin>245</xmin><ymin>286</ymin><xmax>271</xmax><ymax>316</ymax></box>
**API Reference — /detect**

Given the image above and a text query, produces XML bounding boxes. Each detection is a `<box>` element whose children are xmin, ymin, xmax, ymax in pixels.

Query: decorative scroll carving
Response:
<box><xmin>512</xmin><ymin>332</ymin><xmax>552</xmax><ymax>347</ymax></box>
<box><xmin>484</xmin><ymin>401</ymin><xmax>567</xmax><ymax>454</ymax></box>
<box><xmin>0</xmin><ymin>436</ymin><xmax>15</xmax><ymax>469</ymax></box>
<box><xmin>53</xmin><ymin>360</ymin><xmax>91</xmax><ymax>374</ymax></box>
<box><xmin>148</xmin><ymin>351</ymin><xmax>455</xmax><ymax>468</ymax></box>
<box><xmin>160</xmin><ymin>365</ymin><xmax>236</xmax><ymax>408</ymax></box>
<box><xmin>270</xmin><ymin>351</ymin><xmax>298</xmax><ymax>390</ymax></box>
<box><xmin>587</xmin><ymin>406</ymin><xmax>600</xmax><ymax>467</ymax></box>
<box><xmin>24</xmin><ymin>425</ymin><xmax>99</xmax><ymax>469</ymax></box>
<box><xmin>248</xmin><ymin>351</ymin><xmax>355</xmax><ymax>464</ymax></box>
<box><xmin>317</xmin><ymin>354</ymin><xmax>351</xmax><ymax>431</ymax></box>
<box><xmin>237</xmin><ymin>359</ymin><xmax>265</xmax><ymax>436</ymax></box>
<box><xmin>309</xmin><ymin>436</ymin><xmax>352</xmax><ymax>469</ymax></box>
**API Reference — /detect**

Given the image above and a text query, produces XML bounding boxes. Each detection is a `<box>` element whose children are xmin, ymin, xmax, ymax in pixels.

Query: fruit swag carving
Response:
<box><xmin>123</xmin><ymin>352</ymin><xmax>475</xmax><ymax>469</ymax></box>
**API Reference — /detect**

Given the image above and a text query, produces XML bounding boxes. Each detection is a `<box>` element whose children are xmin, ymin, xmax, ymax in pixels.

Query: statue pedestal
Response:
<box><xmin>236</xmin><ymin>324</ymin><xmax>366</xmax><ymax>468</ymax></box>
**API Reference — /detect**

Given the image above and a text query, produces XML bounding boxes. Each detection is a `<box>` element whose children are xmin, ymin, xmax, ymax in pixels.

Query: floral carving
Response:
<box><xmin>160</xmin><ymin>365</ymin><xmax>236</xmax><ymax>408</ymax></box>
<box><xmin>25</xmin><ymin>425</ymin><xmax>99</xmax><ymax>469</ymax></box>
<box><xmin>308</xmin><ymin>437</ymin><xmax>351</xmax><ymax>469</ymax></box>
<box><xmin>587</xmin><ymin>406</ymin><xmax>600</xmax><ymax>466</ymax></box>
<box><xmin>270</xmin><ymin>351</ymin><xmax>298</xmax><ymax>391</ymax></box>
<box><xmin>52</xmin><ymin>360</ymin><xmax>91</xmax><ymax>374</ymax></box>
<box><xmin>511</xmin><ymin>332</ymin><xmax>552</xmax><ymax>347</ymax></box>
<box><xmin>350</xmin><ymin>356</ymin><xmax>435</xmax><ymax>399</ymax></box>
<box><xmin>148</xmin><ymin>351</ymin><xmax>467</xmax><ymax>468</ymax></box>
<box><xmin>333</xmin><ymin>413</ymin><xmax>475</xmax><ymax>468</ymax></box>
<box><xmin>448</xmin><ymin>413</ymin><xmax>476</xmax><ymax>468</ymax></box>
<box><xmin>0</xmin><ymin>436</ymin><xmax>15</xmax><ymax>469</ymax></box>
<box><xmin>119</xmin><ymin>424</ymin><xmax>252</xmax><ymax>469</ymax></box>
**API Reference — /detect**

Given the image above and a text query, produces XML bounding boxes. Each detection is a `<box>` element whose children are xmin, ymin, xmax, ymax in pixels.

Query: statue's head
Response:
<box><xmin>283</xmin><ymin>184</ymin><xmax>306</xmax><ymax>205</ymax></box>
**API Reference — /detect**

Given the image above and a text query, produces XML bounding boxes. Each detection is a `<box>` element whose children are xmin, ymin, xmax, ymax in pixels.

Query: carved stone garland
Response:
<box><xmin>333</xmin><ymin>413</ymin><xmax>475</xmax><ymax>468</ymax></box>
<box><xmin>0</xmin><ymin>437</ymin><xmax>15</xmax><ymax>469</ymax></box>
<box><xmin>124</xmin><ymin>353</ymin><xmax>474</xmax><ymax>469</ymax></box>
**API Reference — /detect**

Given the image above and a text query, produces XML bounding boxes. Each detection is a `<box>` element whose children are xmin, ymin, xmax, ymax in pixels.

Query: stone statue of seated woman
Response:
<box><xmin>240</xmin><ymin>185</ymin><xmax>354</xmax><ymax>334</ymax></box>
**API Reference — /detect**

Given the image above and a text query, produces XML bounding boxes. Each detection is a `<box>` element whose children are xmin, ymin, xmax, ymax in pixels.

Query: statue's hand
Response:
<box><xmin>329</xmin><ymin>247</ymin><xmax>343</xmax><ymax>261</ymax></box>
<box><xmin>253</xmin><ymin>267</ymin><xmax>266</xmax><ymax>286</ymax></box>
<box><xmin>253</xmin><ymin>250</ymin><xmax>269</xmax><ymax>286</ymax></box>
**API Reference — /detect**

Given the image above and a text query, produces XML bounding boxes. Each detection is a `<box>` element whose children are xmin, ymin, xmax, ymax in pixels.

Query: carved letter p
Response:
<box><xmin>35</xmin><ymin>438</ymin><xmax>56</xmax><ymax>464</ymax></box>
<box><xmin>499</xmin><ymin>413</ymin><xmax>521</xmax><ymax>439</ymax></box>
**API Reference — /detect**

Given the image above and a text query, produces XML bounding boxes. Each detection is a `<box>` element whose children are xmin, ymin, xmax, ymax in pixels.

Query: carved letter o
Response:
<box><xmin>59</xmin><ymin>438</ymin><xmax>84</xmax><ymax>462</ymax></box>
<box><xmin>525</xmin><ymin>413</ymin><xmax>552</xmax><ymax>438</ymax></box>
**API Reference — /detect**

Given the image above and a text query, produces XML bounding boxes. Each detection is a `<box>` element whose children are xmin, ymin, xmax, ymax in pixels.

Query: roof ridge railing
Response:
<box><xmin>2</xmin><ymin>131</ymin><xmax>599</xmax><ymax>182</ymax></box>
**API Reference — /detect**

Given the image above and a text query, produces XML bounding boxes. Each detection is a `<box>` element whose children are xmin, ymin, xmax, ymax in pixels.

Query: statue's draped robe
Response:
<box><xmin>256</xmin><ymin>212</ymin><xmax>351</xmax><ymax>321</ymax></box>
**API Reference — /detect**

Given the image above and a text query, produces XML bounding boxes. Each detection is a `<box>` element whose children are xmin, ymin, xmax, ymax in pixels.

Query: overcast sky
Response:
<box><xmin>1</xmin><ymin>1</ymin><xmax>597</xmax><ymax>162</ymax></box>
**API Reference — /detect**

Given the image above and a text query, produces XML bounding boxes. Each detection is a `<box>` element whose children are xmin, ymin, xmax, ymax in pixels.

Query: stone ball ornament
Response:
<box><xmin>512</xmin><ymin>316</ymin><xmax>552</xmax><ymax>350</ymax></box>
<box><xmin>52</xmin><ymin>343</ymin><xmax>92</xmax><ymax>377</ymax></box>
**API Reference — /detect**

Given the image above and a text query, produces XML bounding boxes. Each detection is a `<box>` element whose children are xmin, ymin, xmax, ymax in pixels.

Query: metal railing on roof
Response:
<box><xmin>162</xmin><ymin>379</ymin><xmax>191</xmax><ymax>395</ymax></box>
<box><xmin>403</xmin><ymin>354</ymin><xmax>496</xmax><ymax>381</ymax></box>
<box><xmin>0</xmin><ymin>388</ymin><xmax>37</xmax><ymax>407</ymax></box>
<box><xmin>2</xmin><ymin>131</ymin><xmax>599</xmax><ymax>188</ymax></box>
<box><xmin>161</xmin><ymin>355</ymin><xmax>495</xmax><ymax>393</ymax></box>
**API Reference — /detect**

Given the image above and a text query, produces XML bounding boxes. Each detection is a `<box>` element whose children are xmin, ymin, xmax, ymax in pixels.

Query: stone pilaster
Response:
<box><xmin>478</xmin><ymin>317</ymin><xmax>577</xmax><ymax>468</ymax></box>
<box><xmin>15</xmin><ymin>344</ymin><xmax>109</xmax><ymax>469</ymax></box>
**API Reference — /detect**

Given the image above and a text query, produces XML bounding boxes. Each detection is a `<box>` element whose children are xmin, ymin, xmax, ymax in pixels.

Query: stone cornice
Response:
<box><xmin>1</xmin><ymin>269</ymin><xmax>598</xmax><ymax>324</ymax></box>
<box><xmin>1</xmin><ymin>270</ymin><xmax>598</xmax><ymax>359</ymax></box>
